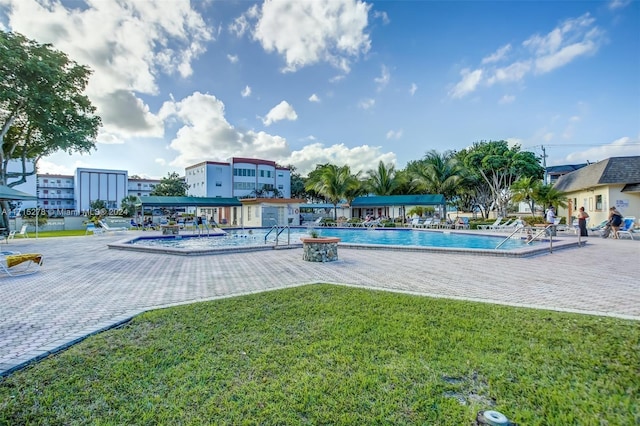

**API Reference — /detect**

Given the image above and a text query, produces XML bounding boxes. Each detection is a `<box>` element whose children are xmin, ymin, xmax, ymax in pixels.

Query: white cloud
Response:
<box><xmin>374</xmin><ymin>65</ymin><xmax>390</xmax><ymax>91</ymax></box>
<box><xmin>236</xmin><ymin>0</ymin><xmax>371</xmax><ymax>73</ymax></box>
<box><xmin>608</xmin><ymin>0</ymin><xmax>632</xmax><ymax>10</ymax></box>
<box><xmin>2</xmin><ymin>0</ymin><xmax>213</xmax><ymax>143</ymax></box>
<box><xmin>386</xmin><ymin>129</ymin><xmax>403</xmax><ymax>140</ymax></box>
<box><xmin>481</xmin><ymin>44</ymin><xmax>511</xmax><ymax>64</ymax></box>
<box><xmin>227</xmin><ymin>54</ymin><xmax>239</xmax><ymax>63</ymax></box>
<box><xmin>309</xmin><ymin>94</ymin><xmax>320</xmax><ymax>102</ymax></box>
<box><xmin>373</xmin><ymin>10</ymin><xmax>390</xmax><ymax>25</ymax></box>
<box><xmin>358</xmin><ymin>98</ymin><xmax>375</xmax><ymax>109</ymax></box>
<box><xmin>241</xmin><ymin>85</ymin><xmax>252</xmax><ymax>98</ymax></box>
<box><xmin>450</xmin><ymin>13</ymin><xmax>604</xmax><ymax>98</ymax></box>
<box><xmin>289</xmin><ymin>143</ymin><xmax>397</xmax><ymax>176</ymax></box>
<box><xmin>159</xmin><ymin>92</ymin><xmax>291</xmax><ymax>168</ymax></box>
<box><xmin>409</xmin><ymin>83</ymin><xmax>418</xmax><ymax>96</ymax></box>
<box><xmin>449</xmin><ymin>69</ymin><xmax>483</xmax><ymax>99</ymax></box>
<box><xmin>261</xmin><ymin>101</ymin><xmax>298</xmax><ymax>126</ymax></box>
<box><xmin>564</xmin><ymin>136</ymin><xmax>640</xmax><ymax>163</ymax></box>
<box><xmin>499</xmin><ymin>95</ymin><xmax>515</xmax><ymax>104</ymax></box>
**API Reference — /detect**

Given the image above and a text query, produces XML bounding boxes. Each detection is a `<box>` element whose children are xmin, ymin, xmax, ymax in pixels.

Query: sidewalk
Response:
<box><xmin>1</xmin><ymin>232</ymin><xmax>638</xmax><ymax>376</ymax></box>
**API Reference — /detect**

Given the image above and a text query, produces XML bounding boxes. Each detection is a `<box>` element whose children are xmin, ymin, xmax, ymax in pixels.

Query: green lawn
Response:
<box><xmin>1</xmin><ymin>285</ymin><xmax>638</xmax><ymax>425</ymax></box>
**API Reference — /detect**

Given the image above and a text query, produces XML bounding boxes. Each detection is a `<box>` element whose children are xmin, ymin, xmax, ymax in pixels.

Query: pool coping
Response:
<box><xmin>108</xmin><ymin>229</ymin><xmax>586</xmax><ymax>258</ymax></box>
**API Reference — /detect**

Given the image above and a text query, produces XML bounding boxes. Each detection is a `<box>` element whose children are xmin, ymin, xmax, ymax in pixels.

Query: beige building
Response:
<box><xmin>240</xmin><ymin>198</ymin><xmax>306</xmax><ymax>227</ymax></box>
<box><xmin>553</xmin><ymin>156</ymin><xmax>640</xmax><ymax>227</ymax></box>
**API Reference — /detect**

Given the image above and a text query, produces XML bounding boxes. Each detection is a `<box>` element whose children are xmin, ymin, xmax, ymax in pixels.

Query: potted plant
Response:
<box><xmin>300</xmin><ymin>229</ymin><xmax>340</xmax><ymax>262</ymax></box>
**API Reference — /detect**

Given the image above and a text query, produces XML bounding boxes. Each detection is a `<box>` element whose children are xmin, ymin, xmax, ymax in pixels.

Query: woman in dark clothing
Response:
<box><xmin>577</xmin><ymin>206</ymin><xmax>589</xmax><ymax>237</ymax></box>
<box><xmin>608</xmin><ymin>207</ymin><xmax>624</xmax><ymax>239</ymax></box>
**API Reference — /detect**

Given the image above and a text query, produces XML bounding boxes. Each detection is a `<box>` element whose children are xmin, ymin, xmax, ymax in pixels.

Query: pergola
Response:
<box><xmin>134</xmin><ymin>196</ymin><xmax>243</xmax><ymax>223</ymax></box>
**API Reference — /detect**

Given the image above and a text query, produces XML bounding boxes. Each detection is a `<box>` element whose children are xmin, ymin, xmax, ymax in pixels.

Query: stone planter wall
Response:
<box><xmin>300</xmin><ymin>237</ymin><xmax>340</xmax><ymax>262</ymax></box>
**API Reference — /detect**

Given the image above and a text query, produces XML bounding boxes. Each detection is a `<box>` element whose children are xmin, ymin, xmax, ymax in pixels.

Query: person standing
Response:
<box><xmin>608</xmin><ymin>206</ymin><xmax>624</xmax><ymax>239</ymax></box>
<box><xmin>545</xmin><ymin>205</ymin><xmax>557</xmax><ymax>236</ymax></box>
<box><xmin>577</xmin><ymin>206</ymin><xmax>589</xmax><ymax>237</ymax></box>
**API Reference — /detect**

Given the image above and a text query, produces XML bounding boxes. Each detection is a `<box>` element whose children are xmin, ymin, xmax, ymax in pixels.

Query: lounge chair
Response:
<box><xmin>478</xmin><ymin>217</ymin><xmax>503</xmax><ymax>230</ymax></box>
<box><xmin>7</xmin><ymin>224</ymin><xmax>29</xmax><ymax>240</ymax></box>
<box><xmin>85</xmin><ymin>223</ymin><xmax>104</xmax><ymax>235</ymax></box>
<box><xmin>97</xmin><ymin>220</ymin><xmax>128</xmax><ymax>233</ymax></box>
<box><xmin>617</xmin><ymin>217</ymin><xmax>636</xmax><ymax>240</ymax></box>
<box><xmin>455</xmin><ymin>217</ymin><xmax>470</xmax><ymax>229</ymax></box>
<box><xmin>0</xmin><ymin>251</ymin><xmax>43</xmax><ymax>276</ymax></box>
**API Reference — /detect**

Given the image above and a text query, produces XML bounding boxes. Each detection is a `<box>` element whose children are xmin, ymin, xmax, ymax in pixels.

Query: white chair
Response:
<box><xmin>617</xmin><ymin>217</ymin><xmax>636</xmax><ymax>240</ymax></box>
<box><xmin>97</xmin><ymin>220</ymin><xmax>128</xmax><ymax>233</ymax></box>
<box><xmin>85</xmin><ymin>223</ymin><xmax>104</xmax><ymax>235</ymax></box>
<box><xmin>7</xmin><ymin>224</ymin><xmax>29</xmax><ymax>240</ymax></box>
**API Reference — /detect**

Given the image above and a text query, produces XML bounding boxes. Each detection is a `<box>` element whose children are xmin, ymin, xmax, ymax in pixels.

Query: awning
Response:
<box><xmin>0</xmin><ymin>185</ymin><xmax>38</xmax><ymax>201</ymax></box>
<box><xmin>135</xmin><ymin>196</ymin><xmax>242</xmax><ymax>208</ymax></box>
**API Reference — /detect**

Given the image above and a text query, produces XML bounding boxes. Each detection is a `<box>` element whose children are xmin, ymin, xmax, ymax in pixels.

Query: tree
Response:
<box><xmin>305</xmin><ymin>164</ymin><xmax>361</xmax><ymax>220</ymax></box>
<box><xmin>151</xmin><ymin>172</ymin><xmax>188</xmax><ymax>196</ymax></box>
<box><xmin>534</xmin><ymin>184</ymin><xmax>568</xmax><ymax>215</ymax></box>
<box><xmin>366</xmin><ymin>161</ymin><xmax>399</xmax><ymax>195</ymax></box>
<box><xmin>0</xmin><ymin>31</ymin><xmax>101</xmax><ymax>227</ymax></box>
<box><xmin>120</xmin><ymin>195</ymin><xmax>140</xmax><ymax>217</ymax></box>
<box><xmin>510</xmin><ymin>176</ymin><xmax>542</xmax><ymax>217</ymax></box>
<box><xmin>460</xmin><ymin>141</ymin><xmax>543</xmax><ymax>218</ymax></box>
<box><xmin>407</xmin><ymin>150</ymin><xmax>465</xmax><ymax>216</ymax></box>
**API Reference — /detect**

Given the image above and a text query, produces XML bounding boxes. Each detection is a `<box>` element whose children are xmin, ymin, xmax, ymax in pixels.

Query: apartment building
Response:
<box><xmin>185</xmin><ymin>157</ymin><xmax>291</xmax><ymax>198</ymax></box>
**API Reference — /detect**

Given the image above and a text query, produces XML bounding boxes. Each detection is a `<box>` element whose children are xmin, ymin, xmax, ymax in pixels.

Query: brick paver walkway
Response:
<box><xmin>1</xmin><ymin>231</ymin><xmax>638</xmax><ymax>376</ymax></box>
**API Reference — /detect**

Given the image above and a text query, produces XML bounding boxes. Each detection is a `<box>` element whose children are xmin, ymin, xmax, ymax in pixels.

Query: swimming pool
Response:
<box><xmin>108</xmin><ymin>226</ymin><xmax>570</xmax><ymax>257</ymax></box>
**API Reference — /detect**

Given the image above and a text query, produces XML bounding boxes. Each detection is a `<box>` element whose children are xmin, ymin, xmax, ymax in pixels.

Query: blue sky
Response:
<box><xmin>1</xmin><ymin>0</ymin><xmax>639</xmax><ymax>179</ymax></box>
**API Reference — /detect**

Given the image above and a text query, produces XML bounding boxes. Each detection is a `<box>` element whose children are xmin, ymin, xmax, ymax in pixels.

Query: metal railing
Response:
<box><xmin>495</xmin><ymin>224</ymin><xmax>556</xmax><ymax>253</ymax></box>
<box><xmin>264</xmin><ymin>224</ymin><xmax>291</xmax><ymax>246</ymax></box>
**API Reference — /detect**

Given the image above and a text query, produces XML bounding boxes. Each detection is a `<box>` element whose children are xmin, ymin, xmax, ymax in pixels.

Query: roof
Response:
<box><xmin>135</xmin><ymin>196</ymin><xmax>242</xmax><ymax>207</ymax></box>
<box><xmin>351</xmin><ymin>195</ymin><xmax>445</xmax><ymax>207</ymax></box>
<box><xmin>240</xmin><ymin>198</ymin><xmax>306</xmax><ymax>205</ymax></box>
<box><xmin>0</xmin><ymin>185</ymin><xmax>37</xmax><ymax>201</ymax></box>
<box><xmin>300</xmin><ymin>203</ymin><xmax>348</xmax><ymax>209</ymax></box>
<box><xmin>554</xmin><ymin>156</ymin><xmax>640</xmax><ymax>192</ymax></box>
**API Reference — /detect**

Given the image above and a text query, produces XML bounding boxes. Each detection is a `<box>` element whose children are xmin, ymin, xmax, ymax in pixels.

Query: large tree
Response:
<box><xmin>0</xmin><ymin>31</ymin><xmax>101</xmax><ymax>227</ymax></box>
<box><xmin>460</xmin><ymin>141</ymin><xmax>543</xmax><ymax>218</ymax></box>
<box><xmin>151</xmin><ymin>172</ymin><xmax>189</xmax><ymax>196</ymax></box>
<box><xmin>305</xmin><ymin>164</ymin><xmax>361</xmax><ymax>220</ymax></box>
<box><xmin>365</xmin><ymin>160</ymin><xmax>399</xmax><ymax>196</ymax></box>
<box><xmin>407</xmin><ymin>150</ymin><xmax>465</xmax><ymax>216</ymax></box>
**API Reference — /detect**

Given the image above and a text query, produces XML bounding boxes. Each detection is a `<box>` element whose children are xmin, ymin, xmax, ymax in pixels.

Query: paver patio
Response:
<box><xmin>1</xmin><ymin>231</ymin><xmax>638</xmax><ymax>377</ymax></box>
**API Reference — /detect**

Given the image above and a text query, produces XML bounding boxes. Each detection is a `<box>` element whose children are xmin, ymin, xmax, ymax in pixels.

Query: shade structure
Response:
<box><xmin>0</xmin><ymin>185</ymin><xmax>37</xmax><ymax>201</ymax></box>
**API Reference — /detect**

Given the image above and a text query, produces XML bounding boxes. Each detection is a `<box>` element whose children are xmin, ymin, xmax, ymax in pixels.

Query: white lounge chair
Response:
<box><xmin>7</xmin><ymin>224</ymin><xmax>29</xmax><ymax>240</ymax></box>
<box><xmin>478</xmin><ymin>217</ymin><xmax>503</xmax><ymax>230</ymax></box>
<box><xmin>85</xmin><ymin>223</ymin><xmax>104</xmax><ymax>235</ymax></box>
<box><xmin>98</xmin><ymin>220</ymin><xmax>128</xmax><ymax>233</ymax></box>
<box><xmin>0</xmin><ymin>251</ymin><xmax>43</xmax><ymax>276</ymax></box>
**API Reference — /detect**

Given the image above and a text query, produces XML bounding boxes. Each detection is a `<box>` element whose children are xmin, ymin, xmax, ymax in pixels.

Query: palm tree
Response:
<box><xmin>510</xmin><ymin>176</ymin><xmax>541</xmax><ymax>217</ymax></box>
<box><xmin>408</xmin><ymin>150</ymin><xmax>465</xmax><ymax>216</ymax></box>
<box><xmin>305</xmin><ymin>164</ymin><xmax>361</xmax><ymax>220</ymax></box>
<box><xmin>366</xmin><ymin>161</ymin><xmax>398</xmax><ymax>195</ymax></box>
<box><xmin>534</xmin><ymin>184</ymin><xmax>568</xmax><ymax>216</ymax></box>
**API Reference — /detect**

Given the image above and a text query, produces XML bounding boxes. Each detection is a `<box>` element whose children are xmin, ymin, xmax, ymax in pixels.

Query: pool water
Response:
<box><xmin>128</xmin><ymin>227</ymin><xmax>531</xmax><ymax>251</ymax></box>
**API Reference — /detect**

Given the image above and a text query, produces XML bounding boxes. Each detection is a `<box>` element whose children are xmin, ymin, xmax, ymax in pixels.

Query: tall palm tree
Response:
<box><xmin>305</xmin><ymin>164</ymin><xmax>361</xmax><ymax>220</ymax></box>
<box><xmin>408</xmin><ymin>150</ymin><xmax>465</xmax><ymax>216</ymax></box>
<box><xmin>366</xmin><ymin>161</ymin><xmax>398</xmax><ymax>195</ymax></box>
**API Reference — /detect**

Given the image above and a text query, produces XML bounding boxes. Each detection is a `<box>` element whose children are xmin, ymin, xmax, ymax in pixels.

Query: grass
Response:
<box><xmin>0</xmin><ymin>285</ymin><xmax>638</xmax><ymax>425</ymax></box>
<box><xmin>16</xmin><ymin>229</ymin><xmax>88</xmax><ymax>238</ymax></box>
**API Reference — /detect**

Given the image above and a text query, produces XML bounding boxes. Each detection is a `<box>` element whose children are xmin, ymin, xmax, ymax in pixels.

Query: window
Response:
<box><xmin>278</xmin><ymin>184</ymin><xmax>283</xmax><ymax>190</ymax></box>
<box><xmin>215</xmin><ymin>181</ymin><xmax>222</xmax><ymax>187</ymax></box>
<box><xmin>595</xmin><ymin>195</ymin><xmax>603</xmax><ymax>211</ymax></box>
<box><xmin>247</xmin><ymin>206</ymin><xmax>252</xmax><ymax>221</ymax></box>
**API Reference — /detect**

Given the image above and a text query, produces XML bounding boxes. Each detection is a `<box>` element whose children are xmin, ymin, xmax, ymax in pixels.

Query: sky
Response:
<box><xmin>1</xmin><ymin>0</ymin><xmax>639</xmax><ymax>179</ymax></box>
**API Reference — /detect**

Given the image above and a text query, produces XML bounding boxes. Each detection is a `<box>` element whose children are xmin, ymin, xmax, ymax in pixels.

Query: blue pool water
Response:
<box><xmin>128</xmin><ymin>227</ymin><xmax>532</xmax><ymax>251</ymax></box>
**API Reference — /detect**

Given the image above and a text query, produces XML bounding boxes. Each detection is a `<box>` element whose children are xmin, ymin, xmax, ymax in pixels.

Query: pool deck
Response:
<box><xmin>1</xmin><ymin>229</ymin><xmax>639</xmax><ymax>377</ymax></box>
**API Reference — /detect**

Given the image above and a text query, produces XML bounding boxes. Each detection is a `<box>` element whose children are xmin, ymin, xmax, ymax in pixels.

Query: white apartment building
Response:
<box><xmin>185</xmin><ymin>157</ymin><xmax>291</xmax><ymax>198</ymax></box>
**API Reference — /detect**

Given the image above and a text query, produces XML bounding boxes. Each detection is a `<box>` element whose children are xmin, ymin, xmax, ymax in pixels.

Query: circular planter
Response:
<box><xmin>300</xmin><ymin>237</ymin><xmax>340</xmax><ymax>262</ymax></box>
